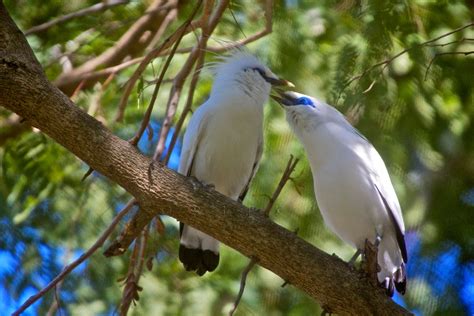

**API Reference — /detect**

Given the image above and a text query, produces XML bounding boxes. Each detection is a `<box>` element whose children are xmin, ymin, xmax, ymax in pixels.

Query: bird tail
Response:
<box><xmin>179</xmin><ymin>223</ymin><xmax>220</xmax><ymax>276</ymax></box>
<box><xmin>378</xmin><ymin>234</ymin><xmax>407</xmax><ymax>296</ymax></box>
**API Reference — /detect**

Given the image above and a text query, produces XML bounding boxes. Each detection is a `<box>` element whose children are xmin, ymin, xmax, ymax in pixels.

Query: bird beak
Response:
<box><xmin>266</xmin><ymin>77</ymin><xmax>295</xmax><ymax>88</ymax></box>
<box><xmin>262</xmin><ymin>72</ymin><xmax>295</xmax><ymax>88</ymax></box>
<box><xmin>271</xmin><ymin>91</ymin><xmax>299</xmax><ymax>106</ymax></box>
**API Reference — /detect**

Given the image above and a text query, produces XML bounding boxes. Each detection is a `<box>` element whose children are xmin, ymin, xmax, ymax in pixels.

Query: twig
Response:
<box><xmin>162</xmin><ymin>0</ymin><xmax>273</xmax><ymax>163</ymax></box>
<box><xmin>229</xmin><ymin>155</ymin><xmax>299</xmax><ymax>316</ymax></box>
<box><xmin>55</xmin><ymin>0</ymin><xmax>178</xmax><ymax>95</ymax></box>
<box><xmin>145</xmin><ymin>6</ymin><xmax>179</xmax><ymax>53</ymax></box>
<box><xmin>425</xmin><ymin>37</ymin><xmax>474</xmax><ymax>47</ymax></box>
<box><xmin>115</xmin><ymin>2</ymin><xmax>202</xmax><ymax>123</ymax></box>
<box><xmin>12</xmin><ymin>199</ymin><xmax>136</xmax><ymax>316</ymax></box>
<box><xmin>336</xmin><ymin>21</ymin><xmax>474</xmax><ymax>101</ymax></box>
<box><xmin>128</xmin><ymin>1</ymin><xmax>203</xmax><ymax>147</ymax></box>
<box><xmin>119</xmin><ymin>224</ymin><xmax>149</xmax><ymax>316</ymax></box>
<box><xmin>263</xmin><ymin>155</ymin><xmax>300</xmax><ymax>217</ymax></box>
<box><xmin>152</xmin><ymin>0</ymin><xmax>227</xmax><ymax>161</ymax></box>
<box><xmin>424</xmin><ymin>50</ymin><xmax>474</xmax><ymax>80</ymax></box>
<box><xmin>25</xmin><ymin>0</ymin><xmax>129</xmax><ymax>35</ymax></box>
<box><xmin>161</xmin><ymin>0</ymin><xmax>273</xmax><ymax>55</ymax></box>
<box><xmin>228</xmin><ymin>258</ymin><xmax>257</xmax><ymax>316</ymax></box>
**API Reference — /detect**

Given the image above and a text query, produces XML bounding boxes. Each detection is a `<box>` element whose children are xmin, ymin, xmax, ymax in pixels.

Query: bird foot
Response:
<box><xmin>347</xmin><ymin>249</ymin><xmax>362</xmax><ymax>270</ymax></box>
<box><xmin>321</xmin><ymin>306</ymin><xmax>332</xmax><ymax>316</ymax></box>
<box><xmin>189</xmin><ymin>176</ymin><xmax>213</xmax><ymax>191</ymax></box>
<box><xmin>361</xmin><ymin>239</ymin><xmax>380</xmax><ymax>286</ymax></box>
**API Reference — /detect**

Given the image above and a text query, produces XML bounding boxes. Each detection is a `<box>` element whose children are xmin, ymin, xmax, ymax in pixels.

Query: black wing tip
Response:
<box><xmin>394</xmin><ymin>279</ymin><xmax>406</xmax><ymax>295</ymax></box>
<box><xmin>394</xmin><ymin>263</ymin><xmax>407</xmax><ymax>295</ymax></box>
<box><xmin>380</xmin><ymin>277</ymin><xmax>395</xmax><ymax>297</ymax></box>
<box><xmin>374</xmin><ymin>184</ymin><xmax>408</xmax><ymax>264</ymax></box>
<box><xmin>381</xmin><ymin>264</ymin><xmax>407</xmax><ymax>296</ymax></box>
<box><xmin>400</xmin><ymin>239</ymin><xmax>408</xmax><ymax>264</ymax></box>
<box><xmin>179</xmin><ymin>245</ymin><xmax>219</xmax><ymax>276</ymax></box>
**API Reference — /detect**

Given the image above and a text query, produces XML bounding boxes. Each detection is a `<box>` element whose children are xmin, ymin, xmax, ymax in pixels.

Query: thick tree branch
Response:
<box><xmin>0</xmin><ymin>3</ymin><xmax>411</xmax><ymax>315</ymax></box>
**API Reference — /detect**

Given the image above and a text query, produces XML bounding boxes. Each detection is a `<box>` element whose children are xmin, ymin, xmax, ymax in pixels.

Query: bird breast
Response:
<box><xmin>192</xmin><ymin>104</ymin><xmax>263</xmax><ymax>200</ymax></box>
<box><xmin>300</xmin><ymin>122</ymin><xmax>389</xmax><ymax>249</ymax></box>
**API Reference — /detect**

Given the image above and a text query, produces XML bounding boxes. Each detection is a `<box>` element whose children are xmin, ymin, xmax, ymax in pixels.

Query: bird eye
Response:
<box><xmin>251</xmin><ymin>67</ymin><xmax>266</xmax><ymax>78</ymax></box>
<box><xmin>297</xmin><ymin>97</ymin><xmax>315</xmax><ymax>108</ymax></box>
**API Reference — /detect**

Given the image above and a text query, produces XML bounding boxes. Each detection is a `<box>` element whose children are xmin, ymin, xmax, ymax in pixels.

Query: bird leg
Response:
<box><xmin>348</xmin><ymin>249</ymin><xmax>362</xmax><ymax>268</ymax></box>
<box><xmin>188</xmin><ymin>176</ymin><xmax>215</xmax><ymax>191</ymax></box>
<box><xmin>361</xmin><ymin>237</ymin><xmax>381</xmax><ymax>286</ymax></box>
<box><xmin>321</xmin><ymin>305</ymin><xmax>332</xmax><ymax>316</ymax></box>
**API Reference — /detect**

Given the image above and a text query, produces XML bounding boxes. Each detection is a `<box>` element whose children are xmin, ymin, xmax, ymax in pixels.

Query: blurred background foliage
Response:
<box><xmin>1</xmin><ymin>0</ymin><xmax>474</xmax><ymax>315</ymax></box>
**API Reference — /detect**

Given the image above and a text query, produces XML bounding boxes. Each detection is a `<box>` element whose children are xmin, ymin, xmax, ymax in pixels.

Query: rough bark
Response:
<box><xmin>0</xmin><ymin>3</ymin><xmax>411</xmax><ymax>315</ymax></box>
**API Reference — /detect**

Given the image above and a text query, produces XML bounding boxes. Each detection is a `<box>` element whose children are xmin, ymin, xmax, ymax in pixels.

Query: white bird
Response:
<box><xmin>178</xmin><ymin>50</ymin><xmax>292</xmax><ymax>276</ymax></box>
<box><xmin>274</xmin><ymin>91</ymin><xmax>407</xmax><ymax>296</ymax></box>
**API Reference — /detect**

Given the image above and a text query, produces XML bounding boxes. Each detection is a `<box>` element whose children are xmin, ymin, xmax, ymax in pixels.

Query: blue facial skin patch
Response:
<box><xmin>297</xmin><ymin>97</ymin><xmax>315</xmax><ymax>108</ymax></box>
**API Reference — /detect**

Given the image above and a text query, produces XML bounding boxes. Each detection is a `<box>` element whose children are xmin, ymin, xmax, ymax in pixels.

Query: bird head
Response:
<box><xmin>272</xmin><ymin>90</ymin><xmax>351</xmax><ymax>133</ymax></box>
<box><xmin>209</xmin><ymin>50</ymin><xmax>293</xmax><ymax>105</ymax></box>
<box><xmin>272</xmin><ymin>91</ymin><xmax>324</xmax><ymax>132</ymax></box>
<box><xmin>271</xmin><ymin>91</ymin><xmax>317</xmax><ymax>111</ymax></box>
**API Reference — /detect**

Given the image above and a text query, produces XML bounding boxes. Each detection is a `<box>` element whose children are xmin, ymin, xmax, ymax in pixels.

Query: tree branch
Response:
<box><xmin>54</xmin><ymin>0</ymin><xmax>178</xmax><ymax>95</ymax></box>
<box><xmin>337</xmin><ymin>21</ymin><xmax>474</xmax><ymax>101</ymax></box>
<box><xmin>229</xmin><ymin>155</ymin><xmax>299</xmax><ymax>316</ymax></box>
<box><xmin>0</xmin><ymin>3</ymin><xmax>411</xmax><ymax>315</ymax></box>
<box><xmin>24</xmin><ymin>0</ymin><xmax>130</xmax><ymax>36</ymax></box>
<box><xmin>11</xmin><ymin>199</ymin><xmax>136</xmax><ymax>316</ymax></box>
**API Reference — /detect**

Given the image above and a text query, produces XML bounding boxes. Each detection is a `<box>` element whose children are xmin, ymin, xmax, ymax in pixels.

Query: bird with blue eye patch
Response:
<box><xmin>272</xmin><ymin>90</ymin><xmax>408</xmax><ymax>297</ymax></box>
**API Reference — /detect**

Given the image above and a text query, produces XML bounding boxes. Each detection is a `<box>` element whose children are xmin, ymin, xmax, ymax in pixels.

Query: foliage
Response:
<box><xmin>1</xmin><ymin>0</ymin><xmax>473</xmax><ymax>315</ymax></box>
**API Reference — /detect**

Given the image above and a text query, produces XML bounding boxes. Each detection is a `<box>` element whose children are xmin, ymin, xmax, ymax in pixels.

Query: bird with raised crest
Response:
<box><xmin>273</xmin><ymin>91</ymin><xmax>408</xmax><ymax>296</ymax></box>
<box><xmin>178</xmin><ymin>50</ymin><xmax>293</xmax><ymax>276</ymax></box>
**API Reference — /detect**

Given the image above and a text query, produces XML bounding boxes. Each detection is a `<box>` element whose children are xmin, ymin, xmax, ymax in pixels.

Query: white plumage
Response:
<box><xmin>275</xmin><ymin>91</ymin><xmax>407</xmax><ymax>295</ymax></box>
<box><xmin>178</xmin><ymin>50</ymin><xmax>291</xmax><ymax>275</ymax></box>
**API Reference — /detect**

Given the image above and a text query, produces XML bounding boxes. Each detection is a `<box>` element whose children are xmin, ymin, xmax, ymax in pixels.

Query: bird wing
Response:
<box><xmin>178</xmin><ymin>103</ymin><xmax>210</xmax><ymax>177</ymax></box>
<box><xmin>238</xmin><ymin>133</ymin><xmax>263</xmax><ymax>202</ymax></box>
<box><xmin>367</xmin><ymin>145</ymin><xmax>408</xmax><ymax>263</ymax></box>
<box><xmin>178</xmin><ymin>103</ymin><xmax>211</xmax><ymax>237</ymax></box>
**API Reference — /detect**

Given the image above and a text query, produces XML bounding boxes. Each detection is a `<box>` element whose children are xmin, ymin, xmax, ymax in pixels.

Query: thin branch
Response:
<box><xmin>71</xmin><ymin>57</ymin><xmax>144</xmax><ymax>85</ymax></box>
<box><xmin>25</xmin><ymin>0</ymin><xmax>130</xmax><ymax>35</ymax></box>
<box><xmin>424</xmin><ymin>50</ymin><xmax>474</xmax><ymax>80</ymax></box>
<box><xmin>228</xmin><ymin>259</ymin><xmax>257</xmax><ymax>316</ymax></box>
<box><xmin>12</xmin><ymin>199</ymin><xmax>136</xmax><ymax>316</ymax></box>
<box><xmin>54</xmin><ymin>0</ymin><xmax>178</xmax><ymax>95</ymax></box>
<box><xmin>115</xmin><ymin>3</ymin><xmax>201</xmax><ymax>123</ymax></box>
<box><xmin>161</xmin><ymin>0</ymin><xmax>273</xmax><ymax>55</ymax></box>
<box><xmin>337</xmin><ymin>21</ymin><xmax>474</xmax><ymax>100</ymax></box>
<box><xmin>119</xmin><ymin>224</ymin><xmax>149</xmax><ymax>316</ymax></box>
<box><xmin>263</xmin><ymin>155</ymin><xmax>299</xmax><ymax>217</ymax></box>
<box><xmin>128</xmin><ymin>1</ymin><xmax>202</xmax><ymax>147</ymax></box>
<box><xmin>229</xmin><ymin>155</ymin><xmax>299</xmax><ymax>316</ymax></box>
<box><xmin>152</xmin><ymin>0</ymin><xmax>228</xmax><ymax>161</ymax></box>
<box><xmin>144</xmin><ymin>6</ymin><xmax>179</xmax><ymax>53</ymax></box>
<box><xmin>424</xmin><ymin>37</ymin><xmax>474</xmax><ymax>47</ymax></box>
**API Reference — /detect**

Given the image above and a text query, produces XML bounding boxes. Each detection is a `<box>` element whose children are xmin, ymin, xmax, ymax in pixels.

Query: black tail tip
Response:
<box><xmin>179</xmin><ymin>245</ymin><xmax>219</xmax><ymax>276</ymax></box>
<box><xmin>394</xmin><ymin>263</ymin><xmax>407</xmax><ymax>295</ymax></box>
<box><xmin>381</xmin><ymin>264</ymin><xmax>407</xmax><ymax>296</ymax></box>
<box><xmin>382</xmin><ymin>278</ymin><xmax>395</xmax><ymax>297</ymax></box>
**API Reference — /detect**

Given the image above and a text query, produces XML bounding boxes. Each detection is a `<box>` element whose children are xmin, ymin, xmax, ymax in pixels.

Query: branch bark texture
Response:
<box><xmin>0</xmin><ymin>3</ymin><xmax>411</xmax><ymax>315</ymax></box>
